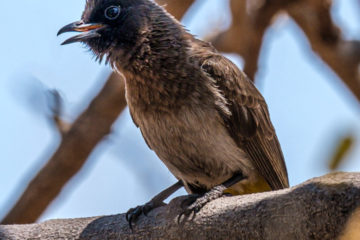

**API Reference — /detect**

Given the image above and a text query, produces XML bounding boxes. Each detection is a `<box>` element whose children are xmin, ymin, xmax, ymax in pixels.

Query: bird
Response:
<box><xmin>58</xmin><ymin>0</ymin><xmax>289</xmax><ymax>228</ymax></box>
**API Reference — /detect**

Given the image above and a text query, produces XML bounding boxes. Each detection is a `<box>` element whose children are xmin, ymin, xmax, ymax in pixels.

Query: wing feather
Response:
<box><xmin>201</xmin><ymin>54</ymin><xmax>289</xmax><ymax>189</ymax></box>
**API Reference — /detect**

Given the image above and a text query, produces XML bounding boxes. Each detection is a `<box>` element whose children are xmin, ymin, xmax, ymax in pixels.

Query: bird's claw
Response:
<box><xmin>126</xmin><ymin>206</ymin><xmax>143</xmax><ymax>230</ymax></box>
<box><xmin>126</xmin><ymin>201</ymin><xmax>166</xmax><ymax>230</ymax></box>
<box><xmin>178</xmin><ymin>186</ymin><xmax>225</xmax><ymax>224</ymax></box>
<box><xmin>180</xmin><ymin>194</ymin><xmax>199</xmax><ymax>209</ymax></box>
<box><xmin>178</xmin><ymin>194</ymin><xmax>202</xmax><ymax>223</ymax></box>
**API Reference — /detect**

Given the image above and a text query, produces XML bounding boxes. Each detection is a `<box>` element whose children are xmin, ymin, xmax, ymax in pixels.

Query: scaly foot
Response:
<box><xmin>178</xmin><ymin>185</ymin><xmax>226</xmax><ymax>222</ymax></box>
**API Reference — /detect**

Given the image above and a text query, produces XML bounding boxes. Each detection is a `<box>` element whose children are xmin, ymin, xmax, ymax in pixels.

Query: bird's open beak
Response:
<box><xmin>57</xmin><ymin>21</ymin><xmax>106</xmax><ymax>45</ymax></box>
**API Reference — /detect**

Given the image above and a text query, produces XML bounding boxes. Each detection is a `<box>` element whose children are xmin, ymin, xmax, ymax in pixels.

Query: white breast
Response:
<box><xmin>135</xmin><ymin>104</ymin><xmax>255</xmax><ymax>188</ymax></box>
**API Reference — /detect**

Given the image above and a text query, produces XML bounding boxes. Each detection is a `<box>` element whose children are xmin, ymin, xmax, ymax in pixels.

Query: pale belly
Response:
<box><xmin>134</xmin><ymin>105</ymin><xmax>256</xmax><ymax>191</ymax></box>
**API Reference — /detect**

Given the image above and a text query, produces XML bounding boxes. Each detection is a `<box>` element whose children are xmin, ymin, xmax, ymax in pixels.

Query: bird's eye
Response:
<box><xmin>104</xmin><ymin>6</ymin><xmax>121</xmax><ymax>20</ymax></box>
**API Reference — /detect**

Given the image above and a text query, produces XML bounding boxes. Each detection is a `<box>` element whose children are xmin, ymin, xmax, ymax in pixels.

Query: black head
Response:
<box><xmin>58</xmin><ymin>0</ymin><xmax>155</xmax><ymax>61</ymax></box>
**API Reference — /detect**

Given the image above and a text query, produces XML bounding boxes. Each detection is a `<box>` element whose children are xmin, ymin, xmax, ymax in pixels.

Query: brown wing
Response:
<box><xmin>201</xmin><ymin>54</ymin><xmax>289</xmax><ymax>190</ymax></box>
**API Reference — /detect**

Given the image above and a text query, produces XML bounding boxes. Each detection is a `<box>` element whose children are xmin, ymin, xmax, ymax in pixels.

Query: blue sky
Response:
<box><xmin>0</xmin><ymin>0</ymin><xmax>359</xmax><ymax>221</ymax></box>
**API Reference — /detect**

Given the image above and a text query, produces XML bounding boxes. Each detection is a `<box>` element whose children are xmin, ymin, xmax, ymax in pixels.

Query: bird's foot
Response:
<box><xmin>178</xmin><ymin>185</ymin><xmax>225</xmax><ymax>223</ymax></box>
<box><xmin>126</xmin><ymin>200</ymin><xmax>166</xmax><ymax>230</ymax></box>
<box><xmin>126</xmin><ymin>181</ymin><xmax>183</xmax><ymax>230</ymax></box>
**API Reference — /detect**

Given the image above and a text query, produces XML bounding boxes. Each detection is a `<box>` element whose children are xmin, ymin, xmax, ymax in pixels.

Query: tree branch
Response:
<box><xmin>1</xmin><ymin>73</ymin><xmax>127</xmax><ymax>224</ymax></box>
<box><xmin>1</xmin><ymin>173</ymin><xmax>360</xmax><ymax>239</ymax></box>
<box><xmin>210</xmin><ymin>0</ymin><xmax>360</xmax><ymax>101</ymax></box>
<box><xmin>286</xmin><ymin>0</ymin><xmax>360</xmax><ymax>102</ymax></box>
<box><xmin>210</xmin><ymin>0</ymin><xmax>286</xmax><ymax>80</ymax></box>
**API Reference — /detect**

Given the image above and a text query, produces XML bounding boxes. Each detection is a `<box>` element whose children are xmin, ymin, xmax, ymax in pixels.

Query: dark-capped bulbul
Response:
<box><xmin>58</xmin><ymin>0</ymin><xmax>289</xmax><ymax>228</ymax></box>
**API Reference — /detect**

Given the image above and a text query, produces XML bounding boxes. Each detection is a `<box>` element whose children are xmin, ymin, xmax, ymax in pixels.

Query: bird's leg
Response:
<box><xmin>126</xmin><ymin>180</ymin><xmax>183</xmax><ymax>229</ymax></box>
<box><xmin>179</xmin><ymin>173</ymin><xmax>246</xmax><ymax>222</ymax></box>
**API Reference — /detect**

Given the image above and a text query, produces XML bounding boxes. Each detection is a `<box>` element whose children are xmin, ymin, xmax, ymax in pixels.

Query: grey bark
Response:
<box><xmin>1</xmin><ymin>172</ymin><xmax>360</xmax><ymax>240</ymax></box>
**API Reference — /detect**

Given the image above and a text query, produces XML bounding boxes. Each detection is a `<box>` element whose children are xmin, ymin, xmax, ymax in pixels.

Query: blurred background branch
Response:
<box><xmin>210</xmin><ymin>0</ymin><xmax>360</xmax><ymax>101</ymax></box>
<box><xmin>48</xmin><ymin>89</ymin><xmax>71</xmax><ymax>136</ymax></box>
<box><xmin>286</xmin><ymin>0</ymin><xmax>360</xmax><ymax>102</ymax></box>
<box><xmin>1</xmin><ymin>73</ymin><xmax>126</xmax><ymax>224</ymax></box>
<box><xmin>209</xmin><ymin>0</ymin><xmax>284</xmax><ymax>80</ymax></box>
